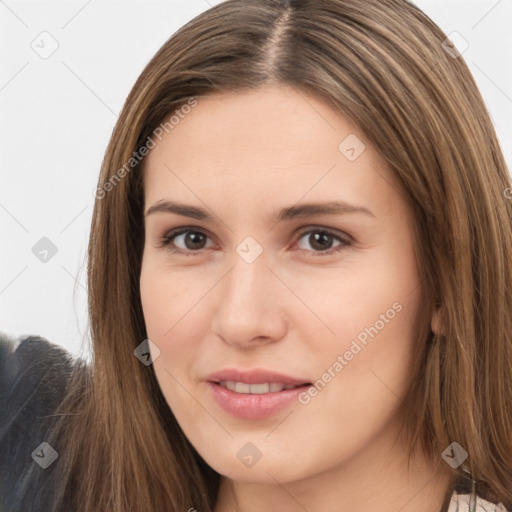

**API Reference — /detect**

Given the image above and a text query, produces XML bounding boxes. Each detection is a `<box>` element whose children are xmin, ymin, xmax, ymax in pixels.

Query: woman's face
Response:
<box><xmin>139</xmin><ymin>84</ymin><xmax>428</xmax><ymax>484</ymax></box>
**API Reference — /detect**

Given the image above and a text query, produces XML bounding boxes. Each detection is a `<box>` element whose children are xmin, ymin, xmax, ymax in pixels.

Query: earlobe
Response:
<box><xmin>431</xmin><ymin>304</ymin><xmax>444</xmax><ymax>335</ymax></box>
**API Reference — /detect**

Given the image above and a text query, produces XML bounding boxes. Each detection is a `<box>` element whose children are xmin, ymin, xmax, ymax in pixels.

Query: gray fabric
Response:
<box><xmin>0</xmin><ymin>331</ymin><xmax>75</xmax><ymax>512</ymax></box>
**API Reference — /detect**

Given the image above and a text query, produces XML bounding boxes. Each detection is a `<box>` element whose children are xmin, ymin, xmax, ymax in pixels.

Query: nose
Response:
<box><xmin>210</xmin><ymin>246</ymin><xmax>288</xmax><ymax>349</ymax></box>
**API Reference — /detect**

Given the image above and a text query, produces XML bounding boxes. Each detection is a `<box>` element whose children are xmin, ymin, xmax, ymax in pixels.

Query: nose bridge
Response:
<box><xmin>211</xmin><ymin>237</ymin><xmax>286</xmax><ymax>346</ymax></box>
<box><xmin>223</xmin><ymin>239</ymin><xmax>271</xmax><ymax>311</ymax></box>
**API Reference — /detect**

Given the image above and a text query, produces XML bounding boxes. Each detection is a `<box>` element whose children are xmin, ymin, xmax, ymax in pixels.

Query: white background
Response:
<box><xmin>1</xmin><ymin>0</ymin><xmax>511</xmax><ymax>359</ymax></box>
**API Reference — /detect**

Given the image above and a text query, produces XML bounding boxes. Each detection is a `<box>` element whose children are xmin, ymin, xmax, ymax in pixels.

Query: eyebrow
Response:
<box><xmin>144</xmin><ymin>199</ymin><xmax>375</xmax><ymax>222</ymax></box>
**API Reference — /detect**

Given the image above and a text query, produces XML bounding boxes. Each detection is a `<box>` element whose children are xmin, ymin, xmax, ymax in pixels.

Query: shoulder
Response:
<box><xmin>0</xmin><ymin>330</ymin><xmax>79</xmax><ymax>511</ymax></box>
<box><xmin>0</xmin><ymin>330</ymin><xmax>76</xmax><ymax>430</ymax></box>
<box><xmin>447</xmin><ymin>471</ymin><xmax>510</xmax><ymax>512</ymax></box>
<box><xmin>447</xmin><ymin>492</ymin><xmax>509</xmax><ymax>511</ymax></box>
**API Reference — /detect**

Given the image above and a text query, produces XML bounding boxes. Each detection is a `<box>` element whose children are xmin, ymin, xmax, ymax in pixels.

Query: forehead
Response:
<box><xmin>142</xmin><ymin>85</ymin><xmax>404</xmax><ymax>220</ymax></box>
<box><xmin>146</xmin><ymin>84</ymin><xmax>361</xmax><ymax>163</ymax></box>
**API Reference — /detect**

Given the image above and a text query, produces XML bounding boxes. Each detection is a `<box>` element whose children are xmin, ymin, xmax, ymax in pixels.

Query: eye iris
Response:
<box><xmin>310</xmin><ymin>232</ymin><xmax>332</xmax><ymax>251</ymax></box>
<box><xmin>185</xmin><ymin>231</ymin><xmax>206</xmax><ymax>250</ymax></box>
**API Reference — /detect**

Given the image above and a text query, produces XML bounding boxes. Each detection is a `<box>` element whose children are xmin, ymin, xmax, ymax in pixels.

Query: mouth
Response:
<box><xmin>213</xmin><ymin>380</ymin><xmax>310</xmax><ymax>394</ymax></box>
<box><xmin>206</xmin><ymin>380</ymin><xmax>312</xmax><ymax>421</ymax></box>
<box><xmin>205</xmin><ymin>371</ymin><xmax>313</xmax><ymax>419</ymax></box>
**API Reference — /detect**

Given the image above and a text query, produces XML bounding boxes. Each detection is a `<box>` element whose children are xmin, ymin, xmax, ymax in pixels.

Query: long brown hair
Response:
<box><xmin>36</xmin><ymin>0</ymin><xmax>512</xmax><ymax>510</ymax></box>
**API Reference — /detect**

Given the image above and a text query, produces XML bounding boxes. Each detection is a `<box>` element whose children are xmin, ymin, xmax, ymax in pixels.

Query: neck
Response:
<box><xmin>214</xmin><ymin>440</ymin><xmax>457</xmax><ymax>512</ymax></box>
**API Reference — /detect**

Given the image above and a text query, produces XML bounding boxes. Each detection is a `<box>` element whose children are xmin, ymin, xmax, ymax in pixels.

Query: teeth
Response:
<box><xmin>247</xmin><ymin>383</ymin><xmax>269</xmax><ymax>394</ymax></box>
<box><xmin>218</xmin><ymin>381</ymin><xmax>301</xmax><ymax>394</ymax></box>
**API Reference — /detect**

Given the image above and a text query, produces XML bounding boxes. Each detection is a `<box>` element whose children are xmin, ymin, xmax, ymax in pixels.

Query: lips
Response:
<box><xmin>205</xmin><ymin>368</ymin><xmax>312</xmax><ymax>419</ymax></box>
<box><xmin>206</xmin><ymin>368</ymin><xmax>311</xmax><ymax>386</ymax></box>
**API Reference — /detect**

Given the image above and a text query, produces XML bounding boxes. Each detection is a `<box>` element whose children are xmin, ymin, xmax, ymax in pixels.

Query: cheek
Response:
<box><xmin>295</xmin><ymin>240</ymin><xmax>423</xmax><ymax>411</ymax></box>
<box><xmin>139</xmin><ymin>258</ymin><xmax>208</xmax><ymax>339</ymax></box>
<box><xmin>139</xmin><ymin>259</ymin><xmax>209</xmax><ymax>402</ymax></box>
<box><xmin>139</xmin><ymin>270</ymin><xmax>201</xmax><ymax>433</ymax></box>
<box><xmin>286</xmin><ymin>248</ymin><xmax>420</xmax><ymax>354</ymax></box>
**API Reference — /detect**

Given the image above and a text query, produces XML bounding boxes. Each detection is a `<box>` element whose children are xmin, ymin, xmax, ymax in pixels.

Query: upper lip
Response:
<box><xmin>206</xmin><ymin>368</ymin><xmax>311</xmax><ymax>386</ymax></box>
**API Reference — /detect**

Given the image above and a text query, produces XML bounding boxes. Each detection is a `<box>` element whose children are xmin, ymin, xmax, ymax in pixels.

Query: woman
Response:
<box><xmin>1</xmin><ymin>0</ymin><xmax>511</xmax><ymax>510</ymax></box>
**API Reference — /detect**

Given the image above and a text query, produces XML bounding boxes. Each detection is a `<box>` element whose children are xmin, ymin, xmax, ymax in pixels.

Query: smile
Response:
<box><xmin>217</xmin><ymin>381</ymin><xmax>304</xmax><ymax>394</ymax></box>
<box><xmin>207</xmin><ymin>381</ymin><xmax>312</xmax><ymax>419</ymax></box>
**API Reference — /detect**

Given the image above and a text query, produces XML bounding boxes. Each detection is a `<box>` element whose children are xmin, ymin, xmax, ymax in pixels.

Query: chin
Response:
<box><xmin>196</xmin><ymin>443</ymin><xmax>317</xmax><ymax>484</ymax></box>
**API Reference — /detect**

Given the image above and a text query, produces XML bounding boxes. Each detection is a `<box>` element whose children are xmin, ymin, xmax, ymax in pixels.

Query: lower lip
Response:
<box><xmin>206</xmin><ymin>382</ymin><xmax>311</xmax><ymax>420</ymax></box>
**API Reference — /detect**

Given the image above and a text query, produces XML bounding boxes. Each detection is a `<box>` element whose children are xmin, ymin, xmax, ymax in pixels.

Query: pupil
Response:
<box><xmin>186</xmin><ymin>231</ymin><xmax>206</xmax><ymax>249</ymax></box>
<box><xmin>311</xmin><ymin>232</ymin><xmax>332</xmax><ymax>251</ymax></box>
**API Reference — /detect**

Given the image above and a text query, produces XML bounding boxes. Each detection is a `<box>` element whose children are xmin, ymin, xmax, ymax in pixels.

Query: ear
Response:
<box><xmin>431</xmin><ymin>304</ymin><xmax>444</xmax><ymax>336</ymax></box>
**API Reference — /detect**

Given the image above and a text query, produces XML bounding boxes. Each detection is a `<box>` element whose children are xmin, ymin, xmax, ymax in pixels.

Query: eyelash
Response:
<box><xmin>155</xmin><ymin>226</ymin><xmax>352</xmax><ymax>257</ymax></box>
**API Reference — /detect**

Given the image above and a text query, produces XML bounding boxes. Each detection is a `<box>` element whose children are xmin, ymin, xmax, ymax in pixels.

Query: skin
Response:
<box><xmin>139</xmin><ymin>84</ymin><xmax>454</xmax><ymax>512</ymax></box>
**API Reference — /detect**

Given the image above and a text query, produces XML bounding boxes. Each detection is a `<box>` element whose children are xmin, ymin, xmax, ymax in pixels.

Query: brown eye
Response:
<box><xmin>295</xmin><ymin>228</ymin><xmax>351</xmax><ymax>255</ymax></box>
<box><xmin>158</xmin><ymin>228</ymin><xmax>214</xmax><ymax>255</ymax></box>
<box><xmin>179</xmin><ymin>231</ymin><xmax>208</xmax><ymax>250</ymax></box>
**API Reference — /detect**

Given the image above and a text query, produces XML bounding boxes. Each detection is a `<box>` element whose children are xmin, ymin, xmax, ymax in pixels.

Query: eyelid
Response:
<box><xmin>294</xmin><ymin>225</ymin><xmax>353</xmax><ymax>244</ymax></box>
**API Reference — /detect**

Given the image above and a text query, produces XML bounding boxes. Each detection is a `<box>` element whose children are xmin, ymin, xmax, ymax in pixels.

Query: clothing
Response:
<box><xmin>0</xmin><ymin>330</ymin><xmax>509</xmax><ymax>511</ymax></box>
<box><xmin>0</xmin><ymin>331</ymin><xmax>76</xmax><ymax>512</ymax></box>
<box><xmin>445</xmin><ymin>470</ymin><xmax>508</xmax><ymax>511</ymax></box>
<box><xmin>447</xmin><ymin>493</ymin><xmax>508</xmax><ymax>512</ymax></box>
